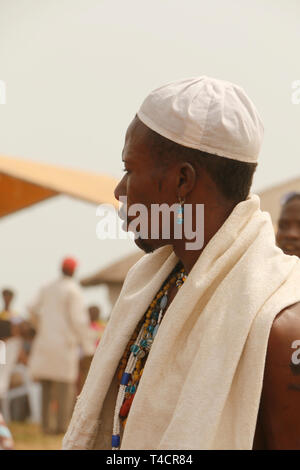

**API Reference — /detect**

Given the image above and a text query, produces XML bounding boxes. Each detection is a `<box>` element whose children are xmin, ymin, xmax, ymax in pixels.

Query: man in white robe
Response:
<box><xmin>28</xmin><ymin>257</ymin><xmax>96</xmax><ymax>434</ymax></box>
<box><xmin>63</xmin><ymin>77</ymin><xmax>300</xmax><ymax>450</ymax></box>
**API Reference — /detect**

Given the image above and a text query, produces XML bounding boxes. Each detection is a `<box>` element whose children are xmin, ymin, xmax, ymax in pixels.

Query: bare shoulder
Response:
<box><xmin>267</xmin><ymin>302</ymin><xmax>300</xmax><ymax>361</ymax></box>
<box><xmin>272</xmin><ymin>301</ymin><xmax>300</xmax><ymax>328</ymax></box>
<box><xmin>258</xmin><ymin>302</ymin><xmax>300</xmax><ymax>449</ymax></box>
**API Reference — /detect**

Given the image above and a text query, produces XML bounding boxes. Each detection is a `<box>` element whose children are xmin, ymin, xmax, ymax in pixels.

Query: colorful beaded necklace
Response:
<box><xmin>112</xmin><ymin>261</ymin><xmax>187</xmax><ymax>450</ymax></box>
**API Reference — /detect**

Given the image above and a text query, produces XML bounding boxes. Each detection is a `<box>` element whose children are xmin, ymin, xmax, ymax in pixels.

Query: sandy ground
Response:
<box><xmin>9</xmin><ymin>422</ymin><xmax>64</xmax><ymax>450</ymax></box>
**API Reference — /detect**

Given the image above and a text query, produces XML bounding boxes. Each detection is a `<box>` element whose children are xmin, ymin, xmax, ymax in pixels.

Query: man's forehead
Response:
<box><xmin>280</xmin><ymin>199</ymin><xmax>300</xmax><ymax>220</ymax></box>
<box><xmin>122</xmin><ymin>117</ymin><xmax>151</xmax><ymax>161</ymax></box>
<box><xmin>125</xmin><ymin>115</ymin><xmax>149</xmax><ymax>140</ymax></box>
<box><xmin>125</xmin><ymin>116</ymin><xmax>139</xmax><ymax>138</ymax></box>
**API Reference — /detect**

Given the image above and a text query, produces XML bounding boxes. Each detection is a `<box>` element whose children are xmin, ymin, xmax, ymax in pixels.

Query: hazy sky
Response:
<box><xmin>0</xmin><ymin>0</ymin><xmax>299</xmax><ymax>314</ymax></box>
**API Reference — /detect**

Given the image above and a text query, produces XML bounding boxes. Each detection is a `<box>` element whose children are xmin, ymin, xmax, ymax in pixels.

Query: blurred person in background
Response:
<box><xmin>0</xmin><ymin>413</ymin><xmax>14</xmax><ymax>450</ymax></box>
<box><xmin>0</xmin><ymin>318</ymin><xmax>36</xmax><ymax>422</ymax></box>
<box><xmin>0</xmin><ymin>289</ymin><xmax>17</xmax><ymax>321</ymax></box>
<box><xmin>0</xmin><ymin>316</ymin><xmax>34</xmax><ymax>342</ymax></box>
<box><xmin>77</xmin><ymin>305</ymin><xmax>106</xmax><ymax>394</ymax></box>
<box><xmin>18</xmin><ymin>323</ymin><xmax>36</xmax><ymax>366</ymax></box>
<box><xmin>276</xmin><ymin>192</ymin><xmax>300</xmax><ymax>258</ymax></box>
<box><xmin>27</xmin><ymin>257</ymin><xmax>97</xmax><ymax>434</ymax></box>
<box><xmin>88</xmin><ymin>305</ymin><xmax>106</xmax><ymax>347</ymax></box>
<box><xmin>0</xmin><ymin>318</ymin><xmax>35</xmax><ymax>447</ymax></box>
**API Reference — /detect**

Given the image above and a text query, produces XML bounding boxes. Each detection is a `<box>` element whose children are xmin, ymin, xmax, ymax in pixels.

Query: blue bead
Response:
<box><xmin>130</xmin><ymin>344</ymin><xmax>139</xmax><ymax>354</ymax></box>
<box><xmin>147</xmin><ymin>324</ymin><xmax>155</xmax><ymax>333</ymax></box>
<box><xmin>120</xmin><ymin>372</ymin><xmax>131</xmax><ymax>386</ymax></box>
<box><xmin>160</xmin><ymin>295</ymin><xmax>168</xmax><ymax>309</ymax></box>
<box><xmin>130</xmin><ymin>385</ymin><xmax>136</xmax><ymax>393</ymax></box>
<box><xmin>153</xmin><ymin>324</ymin><xmax>159</xmax><ymax>338</ymax></box>
<box><xmin>112</xmin><ymin>435</ymin><xmax>120</xmax><ymax>447</ymax></box>
<box><xmin>140</xmin><ymin>339</ymin><xmax>148</xmax><ymax>348</ymax></box>
<box><xmin>151</xmin><ymin>310</ymin><xmax>159</xmax><ymax>320</ymax></box>
<box><xmin>176</xmin><ymin>218</ymin><xmax>183</xmax><ymax>225</ymax></box>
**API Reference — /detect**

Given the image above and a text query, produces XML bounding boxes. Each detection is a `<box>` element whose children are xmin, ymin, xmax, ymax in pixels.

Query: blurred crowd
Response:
<box><xmin>0</xmin><ymin>257</ymin><xmax>106</xmax><ymax>449</ymax></box>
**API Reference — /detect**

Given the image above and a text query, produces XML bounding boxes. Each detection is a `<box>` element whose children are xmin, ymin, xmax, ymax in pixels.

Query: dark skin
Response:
<box><xmin>88</xmin><ymin>305</ymin><xmax>101</xmax><ymax>323</ymax></box>
<box><xmin>2</xmin><ymin>290</ymin><xmax>14</xmax><ymax>311</ymax></box>
<box><xmin>114</xmin><ymin>116</ymin><xmax>300</xmax><ymax>449</ymax></box>
<box><xmin>115</xmin><ymin>117</ymin><xmax>235</xmax><ymax>272</ymax></box>
<box><xmin>253</xmin><ymin>302</ymin><xmax>300</xmax><ymax>449</ymax></box>
<box><xmin>251</xmin><ymin>197</ymin><xmax>300</xmax><ymax>449</ymax></box>
<box><xmin>62</xmin><ymin>267</ymin><xmax>74</xmax><ymax>277</ymax></box>
<box><xmin>276</xmin><ymin>198</ymin><xmax>300</xmax><ymax>258</ymax></box>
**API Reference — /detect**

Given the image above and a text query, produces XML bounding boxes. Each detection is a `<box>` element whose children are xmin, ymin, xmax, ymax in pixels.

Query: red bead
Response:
<box><xmin>119</xmin><ymin>394</ymin><xmax>135</xmax><ymax>418</ymax></box>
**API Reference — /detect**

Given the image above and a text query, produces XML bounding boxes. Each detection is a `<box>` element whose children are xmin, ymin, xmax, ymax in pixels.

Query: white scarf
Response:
<box><xmin>63</xmin><ymin>194</ymin><xmax>300</xmax><ymax>449</ymax></box>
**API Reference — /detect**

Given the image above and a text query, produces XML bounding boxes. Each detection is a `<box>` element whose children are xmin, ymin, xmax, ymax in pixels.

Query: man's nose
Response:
<box><xmin>114</xmin><ymin>176</ymin><xmax>126</xmax><ymax>202</ymax></box>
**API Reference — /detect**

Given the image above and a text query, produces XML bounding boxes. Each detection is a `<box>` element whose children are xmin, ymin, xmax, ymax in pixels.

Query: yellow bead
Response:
<box><xmin>118</xmin><ymin>370</ymin><xmax>124</xmax><ymax>381</ymax></box>
<box><xmin>133</xmin><ymin>371</ymin><xmax>139</xmax><ymax>381</ymax></box>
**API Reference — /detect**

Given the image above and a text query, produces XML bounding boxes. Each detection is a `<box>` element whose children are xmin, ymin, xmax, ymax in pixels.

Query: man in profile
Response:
<box><xmin>63</xmin><ymin>77</ymin><xmax>300</xmax><ymax>450</ymax></box>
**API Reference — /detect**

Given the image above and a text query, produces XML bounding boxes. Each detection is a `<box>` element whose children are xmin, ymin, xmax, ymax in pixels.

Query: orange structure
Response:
<box><xmin>0</xmin><ymin>155</ymin><xmax>118</xmax><ymax>218</ymax></box>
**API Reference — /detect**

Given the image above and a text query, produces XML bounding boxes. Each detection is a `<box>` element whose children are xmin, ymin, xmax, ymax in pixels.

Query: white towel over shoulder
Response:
<box><xmin>63</xmin><ymin>194</ymin><xmax>300</xmax><ymax>450</ymax></box>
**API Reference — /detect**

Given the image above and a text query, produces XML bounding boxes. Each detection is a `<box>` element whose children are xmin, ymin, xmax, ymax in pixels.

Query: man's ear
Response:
<box><xmin>177</xmin><ymin>162</ymin><xmax>197</xmax><ymax>198</ymax></box>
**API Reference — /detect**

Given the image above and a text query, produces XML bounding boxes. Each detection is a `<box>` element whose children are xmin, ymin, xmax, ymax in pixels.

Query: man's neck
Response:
<box><xmin>172</xmin><ymin>203</ymin><xmax>234</xmax><ymax>274</ymax></box>
<box><xmin>172</xmin><ymin>244</ymin><xmax>203</xmax><ymax>274</ymax></box>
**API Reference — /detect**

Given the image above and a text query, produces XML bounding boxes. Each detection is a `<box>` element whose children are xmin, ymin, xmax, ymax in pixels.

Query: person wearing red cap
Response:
<box><xmin>27</xmin><ymin>257</ymin><xmax>97</xmax><ymax>435</ymax></box>
<box><xmin>62</xmin><ymin>257</ymin><xmax>78</xmax><ymax>276</ymax></box>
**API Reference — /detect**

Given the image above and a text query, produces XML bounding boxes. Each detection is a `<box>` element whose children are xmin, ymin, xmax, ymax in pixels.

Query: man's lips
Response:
<box><xmin>281</xmin><ymin>244</ymin><xmax>300</xmax><ymax>254</ymax></box>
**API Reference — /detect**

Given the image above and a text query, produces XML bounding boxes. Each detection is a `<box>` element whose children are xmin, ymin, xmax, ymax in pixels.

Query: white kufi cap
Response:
<box><xmin>137</xmin><ymin>76</ymin><xmax>264</xmax><ymax>163</ymax></box>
